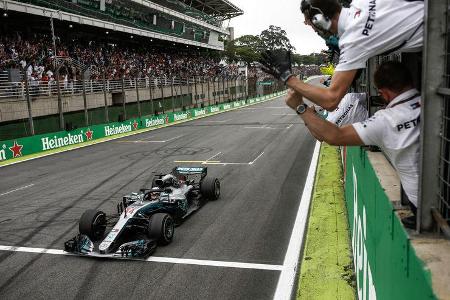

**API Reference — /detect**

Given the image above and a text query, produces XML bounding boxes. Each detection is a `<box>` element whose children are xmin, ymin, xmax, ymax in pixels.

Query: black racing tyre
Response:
<box><xmin>79</xmin><ymin>209</ymin><xmax>107</xmax><ymax>241</ymax></box>
<box><xmin>147</xmin><ymin>213</ymin><xmax>174</xmax><ymax>245</ymax></box>
<box><xmin>200</xmin><ymin>177</ymin><xmax>220</xmax><ymax>200</ymax></box>
<box><xmin>151</xmin><ymin>177</ymin><xmax>159</xmax><ymax>188</ymax></box>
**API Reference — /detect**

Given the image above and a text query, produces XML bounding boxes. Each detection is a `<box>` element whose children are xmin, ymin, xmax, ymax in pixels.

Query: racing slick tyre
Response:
<box><xmin>79</xmin><ymin>209</ymin><xmax>107</xmax><ymax>241</ymax></box>
<box><xmin>151</xmin><ymin>177</ymin><xmax>159</xmax><ymax>188</ymax></box>
<box><xmin>147</xmin><ymin>213</ymin><xmax>174</xmax><ymax>245</ymax></box>
<box><xmin>200</xmin><ymin>177</ymin><xmax>220</xmax><ymax>200</ymax></box>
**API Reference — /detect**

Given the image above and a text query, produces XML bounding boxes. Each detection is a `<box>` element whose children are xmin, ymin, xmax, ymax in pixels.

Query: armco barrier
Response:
<box><xmin>0</xmin><ymin>92</ymin><xmax>285</xmax><ymax>164</ymax></box>
<box><xmin>345</xmin><ymin>146</ymin><xmax>435</xmax><ymax>300</ymax></box>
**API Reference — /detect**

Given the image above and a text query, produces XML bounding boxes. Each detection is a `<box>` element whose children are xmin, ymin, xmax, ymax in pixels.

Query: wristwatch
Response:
<box><xmin>295</xmin><ymin>103</ymin><xmax>308</xmax><ymax>115</ymax></box>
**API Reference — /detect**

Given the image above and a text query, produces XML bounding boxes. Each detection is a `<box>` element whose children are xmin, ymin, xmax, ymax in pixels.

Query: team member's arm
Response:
<box><xmin>286</xmin><ymin>89</ymin><xmax>363</xmax><ymax>146</ymax></box>
<box><xmin>286</xmin><ymin>69</ymin><xmax>357</xmax><ymax>111</ymax></box>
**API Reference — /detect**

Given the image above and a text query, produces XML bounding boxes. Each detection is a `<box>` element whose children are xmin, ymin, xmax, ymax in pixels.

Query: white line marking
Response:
<box><xmin>244</xmin><ymin>126</ymin><xmax>280</xmax><ymax>130</ymax></box>
<box><xmin>273</xmin><ymin>141</ymin><xmax>321</xmax><ymax>300</ymax></box>
<box><xmin>0</xmin><ymin>184</ymin><xmax>34</xmax><ymax>197</ymax></box>
<box><xmin>205</xmin><ymin>152</ymin><xmax>222</xmax><ymax>162</ymax></box>
<box><xmin>286</xmin><ymin>124</ymin><xmax>293</xmax><ymax>129</ymax></box>
<box><xmin>271</xmin><ymin>113</ymin><xmax>298</xmax><ymax>116</ymax></box>
<box><xmin>0</xmin><ymin>245</ymin><xmax>283</xmax><ymax>271</ymax></box>
<box><xmin>249</xmin><ymin>152</ymin><xmax>264</xmax><ymax>165</ymax></box>
<box><xmin>198</xmin><ymin>119</ymin><xmax>232</xmax><ymax>123</ymax></box>
<box><xmin>119</xmin><ymin>135</ymin><xmax>183</xmax><ymax>143</ymax></box>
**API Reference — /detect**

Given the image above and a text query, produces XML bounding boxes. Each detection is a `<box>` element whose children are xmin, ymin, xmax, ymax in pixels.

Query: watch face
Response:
<box><xmin>296</xmin><ymin>104</ymin><xmax>306</xmax><ymax>114</ymax></box>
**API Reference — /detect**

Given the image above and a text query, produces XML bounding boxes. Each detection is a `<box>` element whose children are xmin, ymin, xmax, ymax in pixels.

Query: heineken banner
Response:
<box><xmin>345</xmin><ymin>146</ymin><xmax>435</xmax><ymax>300</ymax></box>
<box><xmin>0</xmin><ymin>92</ymin><xmax>284</xmax><ymax>163</ymax></box>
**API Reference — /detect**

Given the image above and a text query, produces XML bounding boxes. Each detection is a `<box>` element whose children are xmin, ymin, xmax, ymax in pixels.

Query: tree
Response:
<box><xmin>259</xmin><ymin>25</ymin><xmax>295</xmax><ymax>51</ymax></box>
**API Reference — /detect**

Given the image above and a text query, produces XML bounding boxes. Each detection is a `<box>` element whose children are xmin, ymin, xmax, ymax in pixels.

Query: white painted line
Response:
<box><xmin>273</xmin><ymin>141</ymin><xmax>321</xmax><ymax>300</ymax></box>
<box><xmin>0</xmin><ymin>245</ymin><xmax>283</xmax><ymax>271</ymax></box>
<box><xmin>286</xmin><ymin>124</ymin><xmax>293</xmax><ymax>129</ymax></box>
<box><xmin>249</xmin><ymin>152</ymin><xmax>264</xmax><ymax>165</ymax></box>
<box><xmin>244</xmin><ymin>126</ymin><xmax>281</xmax><ymax>130</ymax></box>
<box><xmin>119</xmin><ymin>135</ymin><xmax>183</xmax><ymax>143</ymax></box>
<box><xmin>0</xmin><ymin>184</ymin><xmax>34</xmax><ymax>197</ymax></box>
<box><xmin>198</xmin><ymin>119</ymin><xmax>232</xmax><ymax>123</ymax></box>
<box><xmin>146</xmin><ymin>257</ymin><xmax>283</xmax><ymax>271</ymax></box>
<box><xmin>205</xmin><ymin>152</ymin><xmax>222</xmax><ymax>162</ymax></box>
<box><xmin>271</xmin><ymin>113</ymin><xmax>297</xmax><ymax>116</ymax></box>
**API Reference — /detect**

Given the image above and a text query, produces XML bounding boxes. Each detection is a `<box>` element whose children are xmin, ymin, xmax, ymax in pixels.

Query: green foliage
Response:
<box><xmin>293</xmin><ymin>53</ymin><xmax>328</xmax><ymax>66</ymax></box>
<box><xmin>260</xmin><ymin>25</ymin><xmax>295</xmax><ymax>51</ymax></box>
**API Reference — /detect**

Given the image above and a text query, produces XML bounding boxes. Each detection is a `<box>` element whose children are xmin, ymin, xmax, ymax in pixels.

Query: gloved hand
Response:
<box><xmin>259</xmin><ymin>49</ymin><xmax>294</xmax><ymax>83</ymax></box>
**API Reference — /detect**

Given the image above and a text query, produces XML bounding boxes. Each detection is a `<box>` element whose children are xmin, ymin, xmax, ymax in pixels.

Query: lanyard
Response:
<box><xmin>389</xmin><ymin>93</ymin><xmax>420</xmax><ymax>108</ymax></box>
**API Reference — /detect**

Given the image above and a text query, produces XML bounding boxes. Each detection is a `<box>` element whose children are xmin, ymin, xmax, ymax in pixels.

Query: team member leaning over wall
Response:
<box><xmin>286</xmin><ymin>61</ymin><xmax>420</xmax><ymax>228</ymax></box>
<box><xmin>259</xmin><ymin>0</ymin><xmax>424</xmax><ymax>111</ymax></box>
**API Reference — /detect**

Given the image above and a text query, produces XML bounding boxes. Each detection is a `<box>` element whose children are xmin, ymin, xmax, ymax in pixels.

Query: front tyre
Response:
<box><xmin>147</xmin><ymin>213</ymin><xmax>174</xmax><ymax>245</ymax></box>
<box><xmin>200</xmin><ymin>177</ymin><xmax>220</xmax><ymax>200</ymax></box>
<box><xmin>79</xmin><ymin>209</ymin><xmax>107</xmax><ymax>241</ymax></box>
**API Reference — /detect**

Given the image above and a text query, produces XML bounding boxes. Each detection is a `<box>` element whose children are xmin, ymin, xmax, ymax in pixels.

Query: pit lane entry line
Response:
<box><xmin>273</xmin><ymin>141</ymin><xmax>321</xmax><ymax>300</ymax></box>
<box><xmin>0</xmin><ymin>184</ymin><xmax>34</xmax><ymax>197</ymax></box>
<box><xmin>0</xmin><ymin>245</ymin><xmax>283</xmax><ymax>271</ymax></box>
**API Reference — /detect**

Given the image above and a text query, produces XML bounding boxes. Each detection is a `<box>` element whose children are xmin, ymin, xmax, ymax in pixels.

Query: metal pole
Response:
<box><xmin>50</xmin><ymin>16</ymin><xmax>57</xmax><ymax>59</ymax></box>
<box><xmin>207</xmin><ymin>77</ymin><xmax>211</xmax><ymax>107</ymax></box>
<box><xmin>171</xmin><ymin>77</ymin><xmax>175</xmax><ymax>112</ymax></box>
<box><xmin>180</xmin><ymin>77</ymin><xmax>185</xmax><ymax>110</ymax></box>
<box><xmin>149</xmin><ymin>76</ymin><xmax>154</xmax><ymax>115</ymax></box>
<box><xmin>102</xmin><ymin>71</ymin><xmax>109</xmax><ymax>123</ymax></box>
<box><xmin>213</xmin><ymin>77</ymin><xmax>217</xmax><ymax>104</ymax></box>
<box><xmin>121</xmin><ymin>77</ymin><xmax>127</xmax><ymax>121</ymax></box>
<box><xmin>56</xmin><ymin>69</ymin><xmax>64</xmax><ymax>130</ymax></box>
<box><xmin>135</xmin><ymin>78</ymin><xmax>141</xmax><ymax>118</ymax></box>
<box><xmin>200</xmin><ymin>76</ymin><xmax>204</xmax><ymax>107</ymax></box>
<box><xmin>235</xmin><ymin>76</ymin><xmax>238</xmax><ymax>100</ymax></box>
<box><xmin>222</xmin><ymin>77</ymin><xmax>226</xmax><ymax>102</ymax></box>
<box><xmin>194</xmin><ymin>76</ymin><xmax>198</xmax><ymax>107</ymax></box>
<box><xmin>160</xmin><ymin>78</ymin><xmax>165</xmax><ymax>114</ymax></box>
<box><xmin>24</xmin><ymin>72</ymin><xmax>35</xmax><ymax>135</ymax></box>
<box><xmin>82</xmin><ymin>74</ymin><xmax>88</xmax><ymax>126</ymax></box>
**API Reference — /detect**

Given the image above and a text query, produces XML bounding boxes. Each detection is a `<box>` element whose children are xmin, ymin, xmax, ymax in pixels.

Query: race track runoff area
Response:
<box><xmin>0</xmin><ymin>96</ymin><xmax>318</xmax><ymax>299</ymax></box>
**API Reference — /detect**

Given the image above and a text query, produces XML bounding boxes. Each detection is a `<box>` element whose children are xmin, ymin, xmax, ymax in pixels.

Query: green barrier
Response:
<box><xmin>345</xmin><ymin>146</ymin><xmax>435</xmax><ymax>300</ymax></box>
<box><xmin>0</xmin><ymin>91</ymin><xmax>286</xmax><ymax>163</ymax></box>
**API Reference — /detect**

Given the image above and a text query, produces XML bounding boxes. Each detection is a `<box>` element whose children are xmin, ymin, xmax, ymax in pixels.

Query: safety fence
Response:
<box><xmin>0</xmin><ymin>90</ymin><xmax>286</xmax><ymax>164</ymax></box>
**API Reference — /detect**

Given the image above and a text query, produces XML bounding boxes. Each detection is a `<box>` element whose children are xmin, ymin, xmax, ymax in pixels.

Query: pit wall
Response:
<box><xmin>344</xmin><ymin>146</ymin><xmax>435</xmax><ymax>299</ymax></box>
<box><xmin>0</xmin><ymin>92</ymin><xmax>285</xmax><ymax>165</ymax></box>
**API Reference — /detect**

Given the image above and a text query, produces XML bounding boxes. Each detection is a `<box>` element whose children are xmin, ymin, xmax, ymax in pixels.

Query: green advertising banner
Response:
<box><xmin>345</xmin><ymin>146</ymin><xmax>435</xmax><ymax>300</ymax></box>
<box><xmin>0</xmin><ymin>92</ymin><xmax>286</xmax><ymax>163</ymax></box>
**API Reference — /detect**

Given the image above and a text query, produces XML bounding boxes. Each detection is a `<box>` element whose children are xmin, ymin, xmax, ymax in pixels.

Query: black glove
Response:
<box><xmin>259</xmin><ymin>49</ymin><xmax>294</xmax><ymax>83</ymax></box>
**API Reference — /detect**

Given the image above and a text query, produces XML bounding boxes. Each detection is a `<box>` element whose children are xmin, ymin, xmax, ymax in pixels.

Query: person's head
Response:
<box><xmin>374</xmin><ymin>61</ymin><xmax>414</xmax><ymax>102</ymax></box>
<box><xmin>301</xmin><ymin>0</ymin><xmax>342</xmax><ymax>37</ymax></box>
<box><xmin>149</xmin><ymin>190</ymin><xmax>160</xmax><ymax>200</ymax></box>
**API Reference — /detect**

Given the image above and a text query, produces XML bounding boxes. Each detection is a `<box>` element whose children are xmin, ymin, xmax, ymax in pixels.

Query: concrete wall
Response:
<box><xmin>0</xmin><ymin>80</ymin><xmax>245</xmax><ymax>122</ymax></box>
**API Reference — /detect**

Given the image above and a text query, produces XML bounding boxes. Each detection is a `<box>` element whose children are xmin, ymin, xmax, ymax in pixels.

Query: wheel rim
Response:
<box><xmin>92</xmin><ymin>214</ymin><xmax>106</xmax><ymax>239</ymax></box>
<box><xmin>214</xmin><ymin>180</ymin><xmax>220</xmax><ymax>198</ymax></box>
<box><xmin>163</xmin><ymin>217</ymin><xmax>174</xmax><ymax>240</ymax></box>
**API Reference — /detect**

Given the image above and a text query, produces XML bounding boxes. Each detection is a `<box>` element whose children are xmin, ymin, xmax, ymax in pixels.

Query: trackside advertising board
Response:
<box><xmin>344</xmin><ymin>146</ymin><xmax>435</xmax><ymax>300</ymax></box>
<box><xmin>0</xmin><ymin>93</ymin><xmax>283</xmax><ymax>163</ymax></box>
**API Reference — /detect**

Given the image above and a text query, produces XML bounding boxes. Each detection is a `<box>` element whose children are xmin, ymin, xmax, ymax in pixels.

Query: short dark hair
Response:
<box><xmin>374</xmin><ymin>61</ymin><xmax>414</xmax><ymax>93</ymax></box>
<box><xmin>309</xmin><ymin>0</ymin><xmax>342</xmax><ymax>19</ymax></box>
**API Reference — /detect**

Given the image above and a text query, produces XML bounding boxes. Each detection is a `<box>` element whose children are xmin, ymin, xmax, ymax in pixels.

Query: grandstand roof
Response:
<box><xmin>180</xmin><ymin>0</ymin><xmax>243</xmax><ymax>20</ymax></box>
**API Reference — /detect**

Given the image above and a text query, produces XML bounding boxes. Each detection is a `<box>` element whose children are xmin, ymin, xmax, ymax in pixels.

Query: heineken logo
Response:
<box><xmin>42</xmin><ymin>133</ymin><xmax>84</xmax><ymax>151</ymax></box>
<box><xmin>249</xmin><ymin>99</ymin><xmax>255</xmax><ymax>104</ymax></box>
<box><xmin>104</xmin><ymin>124</ymin><xmax>132</xmax><ymax>136</ymax></box>
<box><xmin>174</xmin><ymin>112</ymin><xmax>189</xmax><ymax>121</ymax></box>
<box><xmin>233</xmin><ymin>102</ymin><xmax>241</xmax><ymax>108</ymax></box>
<box><xmin>145</xmin><ymin>118</ymin><xmax>165</xmax><ymax>127</ymax></box>
<box><xmin>132</xmin><ymin>120</ymin><xmax>139</xmax><ymax>130</ymax></box>
<box><xmin>85</xmin><ymin>129</ymin><xmax>93</xmax><ymax>140</ymax></box>
<box><xmin>210</xmin><ymin>107</ymin><xmax>220</xmax><ymax>113</ymax></box>
<box><xmin>223</xmin><ymin>104</ymin><xmax>231</xmax><ymax>109</ymax></box>
<box><xmin>194</xmin><ymin>109</ymin><xmax>206</xmax><ymax>117</ymax></box>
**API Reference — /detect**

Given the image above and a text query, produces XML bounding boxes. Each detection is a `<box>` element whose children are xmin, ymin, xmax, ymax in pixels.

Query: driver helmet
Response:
<box><xmin>149</xmin><ymin>188</ymin><xmax>160</xmax><ymax>200</ymax></box>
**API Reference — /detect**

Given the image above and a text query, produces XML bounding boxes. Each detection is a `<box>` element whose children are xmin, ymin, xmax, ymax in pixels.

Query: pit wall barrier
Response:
<box><xmin>344</xmin><ymin>146</ymin><xmax>435</xmax><ymax>299</ymax></box>
<box><xmin>0</xmin><ymin>92</ymin><xmax>286</xmax><ymax>164</ymax></box>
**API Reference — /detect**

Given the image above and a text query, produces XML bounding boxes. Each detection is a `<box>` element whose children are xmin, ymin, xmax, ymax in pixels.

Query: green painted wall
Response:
<box><xmin>344</xmin><ymin>146</ymin><xmax>435</xmax><ymax>300</ymax></box>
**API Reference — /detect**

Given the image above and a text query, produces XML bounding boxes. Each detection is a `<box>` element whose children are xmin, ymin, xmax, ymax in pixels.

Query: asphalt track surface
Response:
<box><xmin>0</xmin><ymin>96</ymin><xmax>315</xmax><ymax>300</ymax></box>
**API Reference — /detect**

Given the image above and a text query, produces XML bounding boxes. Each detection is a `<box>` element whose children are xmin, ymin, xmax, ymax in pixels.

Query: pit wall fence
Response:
<box><xmin>344</xmin><ymin>146</ymin><xmax>435</xmax><ymax>299</ymax></box>
<box><xmin>0</xmin><ymin>92</ymin><xmax>285</xmax><ymax>164</ymax></box>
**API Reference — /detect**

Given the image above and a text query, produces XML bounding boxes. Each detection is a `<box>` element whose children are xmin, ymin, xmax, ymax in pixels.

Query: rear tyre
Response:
<box><xmin>151</xmin><ymin>177</ymin><xmax>159</xmax><ymax>188</ymax></box>
<box><xmin>147</xmin><ymin>213</ymin><xmax>174</xmax><ymax>245</ymax></box>
<box><xmin>200</xmin><ymin>177</ymin><xmax>220</xmax><ymax>200</ymax></box>
<box><xmin>79</xmin><ymin>209</ymin><xmax>107</xmax><ymax>241</ymax></box>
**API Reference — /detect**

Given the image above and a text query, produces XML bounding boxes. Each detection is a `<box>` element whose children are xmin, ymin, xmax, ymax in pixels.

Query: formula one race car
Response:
<box><xmin>64</xmin><ymin>166</ymin><xmax>220</xmax><ymax>259</ymax></box>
